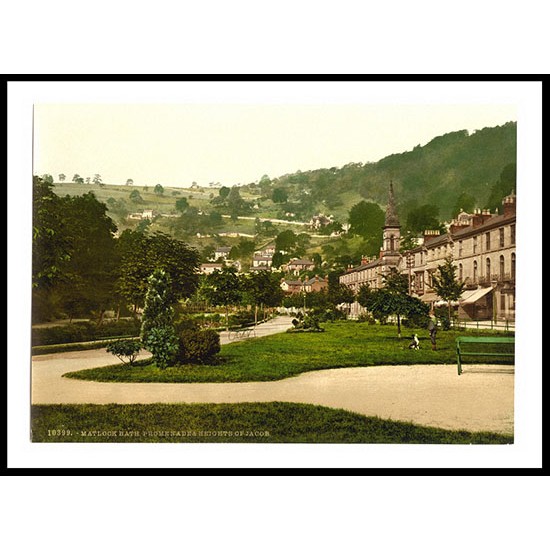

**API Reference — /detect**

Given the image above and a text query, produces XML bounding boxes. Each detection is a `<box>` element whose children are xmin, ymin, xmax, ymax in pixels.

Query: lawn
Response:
<box><xmin>64</xmin><ymin>321</ymin><xmax>514</xmax><ymax>383</ymax></box>
<box><xmin>31</xmin><ymin>403</ymin><xmax>513</xmax><ymax>444</ymax></box>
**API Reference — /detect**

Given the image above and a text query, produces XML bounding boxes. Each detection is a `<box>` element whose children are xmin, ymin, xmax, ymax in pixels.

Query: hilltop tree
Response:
<box><xmin>485</xmin><ymin>162</ymin><xmax>516</xmax><ymax>213</ymax></box>
<box><xmin>58</xmin><ymin>173</ymin><xmax>66</xmax><ymax>182</ymax></box>
<box><xmin>405</xmin><ymin>204</ymin><xmax>442</xmax><ymax>235</ymax></box>
<box><xmin>154</xmin><ymin>184</ymin><xmax>165</xmax><ymax>196</ymax></box>
<box><xmin>72</xmin><ymin>174</ymin><xmax>84</xmax><ymax>184</ymax></box>
<box><xmin>126</xmin><ymin>178</ymin><xmax>134</xmax><ymax>186</ymax></box>
<box><xmin>175</xmin><ymin>197</ymin><xmax>189</xmax><ymax>213</ymax></box>
<box><xmin>93</xmin><ymin>174</ymin><xmax>102</xmax><ymax>185</ymax></box>
<box><xmin>272</xmin><ymin>187</ymin><xmax>288</xmax><ymax>203</ymax></box>
<box><xmin>129</xmin><ymin>189</ymin><xmax>144</xmax><ymax>203</ymax></box>
<box><xmin>348</xmin><ymin>201</ymin><xmax>385</xmax><ymax>239</ymax></box>
<box><xmin>430</xmin><ymin>256</ymin><xmax>465</xmax><ymax>327</ymax></box>
<box><xmin>219</xmin><ymin>186</ymin><xmax>230</xmax><ymax>200</ymax></box>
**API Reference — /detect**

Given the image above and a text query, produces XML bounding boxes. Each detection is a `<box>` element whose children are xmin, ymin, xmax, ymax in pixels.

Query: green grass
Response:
<box><xmin>31</xmin><ymin>403</ymin><xmax>513</xmax><ymax>444</ymax></box>
<box><xmin>64</xmin><ymin>322</ymin><xmax>514</xmax><ymax>383</ymax></box>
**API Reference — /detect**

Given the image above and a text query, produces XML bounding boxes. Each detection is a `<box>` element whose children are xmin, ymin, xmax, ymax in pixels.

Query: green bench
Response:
<box><xmin>456</xmin><ymin>336</ymin><xmax>515</xmax><ymax>375</ymax></box>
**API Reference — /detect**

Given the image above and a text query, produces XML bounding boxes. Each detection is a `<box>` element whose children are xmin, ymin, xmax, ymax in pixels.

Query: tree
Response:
<box><xmin>59</xmin><ymin>192</ymin><xmax>119</xmax><ymax>324</ymax></box>
<box><xmin>32</xmin><ymin>176</ymin><xmax>72</xmax><ymax>290</ymax></box>
<box><xmin>272</xmin><ymin>187</ymin><xmax>288</xmax><ymax>203</ymax></box>
<box><xmin>451</xmin><ymin>192</ymin><xmax>476</xmax><ymax>218</ymax></box>
<box><xmin>72</xmin><ymin>174</ymin><xmax>84</xmax><ymax>184</ymax></box>
<box><xmin>85</xmin><ymin>177</ymin><xmax>91</xmax><ymax>184</ymax></box>
<box><xmin>140</xmin><ymin>269</ymin><xmax>178</xmax><ymax>369</ymax></box>
<box><xmin>58</xmin><ymin>173</ymin><xmax>66</xmax><ymax>182</ymax></box>
<box><xmin>348</xmin><ymin>201</ymin><xmax>385</xmax><ymax>239</ymax></box>
<box><xmin>126</xmin><ymin>179</ymin><xmax>134</xmax><ymax>186</ymax></box>
<box><xmin>117</xmin><ymin>231</ymin><xmax>200</xmax><ymax>314</ymax></box>
<box><xmin>405</xmin><ymin>204</ymin><xmax>442</xmax><ymax>235</ymax></box>
<box><xmin>485</xmin><ymin>163</ymin><xmax>516</xmax><ymax>213</ymax></box>
<box><xmin>227</xmin><ymin>186</ymin><xmax>246</xmax><ymax>219</ymax></box>
<box><xmin>219</xmin><ymin>186</ymin><xmax>230</xmax><ymax>200</ymax></box>
<box><xmin>175</xmin><ymin>197</ymin><xmax>189</xmax><ymax>213</ymax></box>
<box><xmin>430</xmin><ymin>256</ymin><xmax>465</xmax><ymax>326</ymax></box>
<box><xmin>93</xmin><ymin>174</ymin><xmax>102</xmax><ymax>185</ymax></box>
<box><xmin>154</xmin><ymin>184</ymin><xmax>164</xmax><ymax>196</ymax></box>
<box><xmin>275</xmin><ymin>229</ymin><xmax>297</xmax><ymax>253</ymax></box>
<box><xmin>358</xmin><ymin>269</ymin><xmax>429</xmax><ymax>337</ymax></box>
<box><xmin>129</xmin><ymin>189</ymin><xmax>144</xmax><ymax>203</ymax></box>
<box><xmin>106</xmin><ymin>339</ymin><xmax>142</xmax><ymax>366</ymax></box>
<box><xmin>200</xmin><ymin>266</ymin><xmax>243</xmax><ymax>332</ymax></box>
<box><xmin>40</xmin><ymin>174</ymin><xmax>54</xmax><ymax>184</ymax></box>
<box><xmin>242</xmin><ymin>271</ymin><xmax>284</xmax><ymax>325</ymax></box>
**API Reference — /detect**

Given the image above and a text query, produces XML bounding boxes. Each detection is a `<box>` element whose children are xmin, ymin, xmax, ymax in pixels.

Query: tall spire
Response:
<box><xmin>384</xmin><ymin>181</ymin><xmax>400</xmax><ymax>227</ymax></box>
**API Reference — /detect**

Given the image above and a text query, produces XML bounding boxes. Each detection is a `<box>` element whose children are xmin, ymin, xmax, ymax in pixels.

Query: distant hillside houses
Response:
<box><xmin>309</xmin><ymin>213</ymin><xmax>333</xmax><ymax>230</ymax></box>
<box><xmin>213</xmin><ymin>246</ymin><xmax>232</xmax><ymax>261</ymax></box>
<box><xmin>280</xmin><ymin>275</ymin><xmax>328</xmax><ymax>294</ymax></box>
<box><xmin>127</xmin><ymin>209</ymin><xmax>155</xmax><ymax>220</ymax></box>
<box><xmin>284</xmin><ymin>258</ymin><xmax>316</xmax><ymax>276</ymax></box>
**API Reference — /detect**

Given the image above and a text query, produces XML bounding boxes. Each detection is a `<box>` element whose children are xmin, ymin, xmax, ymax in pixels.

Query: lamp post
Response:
<box><xmin>406</xmin><ymin>252</ymin><xmax>413</xmax><ymax>295</ymax></box>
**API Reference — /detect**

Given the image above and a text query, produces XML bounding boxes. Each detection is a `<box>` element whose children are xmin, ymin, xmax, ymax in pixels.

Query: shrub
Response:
<box><xmin>143</xmin><ymin>327</ymin><xmax>179</xmax><ymax>370</ymax></box>
<box><xmin>106</xmin><ymin>339</ymin><xmax>142</xmax><ymax>366</ymax></box>
<box><xmin>31</xmin><ymin>319</ymin><xmax>141</xmax><ymax>346</ymax></box>
<box><xmin>177</xmin><ymin>329</ymin><xmax>221</xmax><ymax>364</ymax></box>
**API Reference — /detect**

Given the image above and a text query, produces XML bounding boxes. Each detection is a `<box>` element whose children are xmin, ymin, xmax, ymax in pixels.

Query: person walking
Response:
<box><xmin>427</xmin><ymin>311</ymin><xmax>438</xmax><ymax>351</ymax></box>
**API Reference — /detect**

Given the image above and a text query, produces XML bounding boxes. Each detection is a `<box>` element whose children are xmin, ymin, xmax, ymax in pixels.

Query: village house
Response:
<box><xmin>199</xmin><ymin>263</ymin><xmax>223</xmax><ymax>275</ymax></box>
<box><xmin>280</xmin><ymin>275</ymin><xmax>328</xmax><ymax>294</ymax></box>
<box><xmin>284</xmin><ymin>258</ymin><xmax>316</xmax><ymax>276</ymax></box>
<box><xmin>213</xmin><ymin>246</ymin><xmax>232</xmax><ymax>261</ymax></box>
<box><xmin>309</xmin><ymin>213</ymin><xmax>333</xmax><ymax>230</ymax></box>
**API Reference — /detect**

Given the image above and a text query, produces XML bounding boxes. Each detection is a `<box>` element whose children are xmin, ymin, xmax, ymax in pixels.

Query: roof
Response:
<box><xmin>288</xmin><ymin>259</ymin><xmax>314</xmax><ymax>266</ymax></box>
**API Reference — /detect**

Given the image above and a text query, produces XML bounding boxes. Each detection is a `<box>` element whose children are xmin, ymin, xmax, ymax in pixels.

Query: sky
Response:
<box><xmin>33</xmin><ymin>100</ymin><xmax>517</xmax><ymax>188</ymax></box>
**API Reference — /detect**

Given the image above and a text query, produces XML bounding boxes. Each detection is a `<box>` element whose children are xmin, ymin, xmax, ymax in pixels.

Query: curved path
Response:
<box><xmin>31</xmin><ymin>317</ymin><xmax>514</xmax><ymax>435</ymax></box>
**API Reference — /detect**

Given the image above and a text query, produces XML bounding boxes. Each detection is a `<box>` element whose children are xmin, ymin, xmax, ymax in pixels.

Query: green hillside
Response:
<box><xmin>247</xmin><ymin>121</ymin><xmax>517</xmax><ymax>222</ymax></box>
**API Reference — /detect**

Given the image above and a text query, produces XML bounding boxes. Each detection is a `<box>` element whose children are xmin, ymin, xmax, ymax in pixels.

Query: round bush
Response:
<box><xmin>178</xmin><ymin>329</ymin><xmax>221</xmax><ymax>364</ymax></box>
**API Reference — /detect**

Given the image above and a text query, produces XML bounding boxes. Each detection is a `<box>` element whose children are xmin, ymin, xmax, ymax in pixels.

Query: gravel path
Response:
<box><xmin>31</xmin><ymin>316</ymin><xmax>514</xmax><ymax>435</ymax></box>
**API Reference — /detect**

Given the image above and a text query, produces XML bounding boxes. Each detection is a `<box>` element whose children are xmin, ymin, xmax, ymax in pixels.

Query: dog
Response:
<box><xmin>408</xmin><ymin>334</ymin><xmax>420</xmax><ymax>350</ymax></box>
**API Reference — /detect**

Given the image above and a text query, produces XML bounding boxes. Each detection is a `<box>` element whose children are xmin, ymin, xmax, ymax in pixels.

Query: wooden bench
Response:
<box><xmin>456</xmin><ymin>336</ymin><xmax>515</xmax><ymax>375</ymax></box>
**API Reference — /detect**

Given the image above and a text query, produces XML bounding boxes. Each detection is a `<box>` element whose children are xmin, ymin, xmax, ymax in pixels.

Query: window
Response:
<box><xmin>500</xmin><ymin>255</ymin><xmax>505</xmax><ymax>279</ymax></box>
<box><xmin>473</xmin><ymin>236</ymin><xmax>478</xmax><ymax>254</ymax></box>
<box><xmin>459</xmin><ymin>263</ymin><xmax>463</xmax><ymax>281</ymax></box>
<box><xmin>499</xmin><ymin>228</ymin><xmax>505</xmax><ymax>247</ymax></box>
<box><xmin>486</xmin><ymin>257</ymin><xmax>491</xmax><ymax>279</ymax></box>
<box><xmin>500</xmin><ymin>293</ymin><xmax>506</xmax><ymax>311</ymax></box>
<box><xmin>473</xmin><ymin>261</ymin><xmax>478</xmax><ymax>282</ymax></box>
<box><xmin>458</xmin><ymin>240</ymin><xmax>463</xmax><ymax>257</ymax></box>
<box><xmin>510</xmin><ymin>224</ymin><xmax>516</xmax><ymax>245</ymax></box>
<box><xmin>486</xmin><ymin>232</ymin><xmax>491</xmax><ymax>251</ymax></box>
<box><xmin>511</xmin><ymin>253</ymin><xmax>516</xmax><ymax>279</ymax></box>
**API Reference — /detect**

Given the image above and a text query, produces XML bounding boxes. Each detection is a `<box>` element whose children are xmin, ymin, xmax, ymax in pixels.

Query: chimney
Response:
<box><xmin>423</xmin><ymin>229</ymin><xmax>441</xmax><ymax>244</ymax></box>
<box><xmin>471</xmin><ymin>208</ymin><xmax>484</xmax><ymax>228</ymax></box>
<box><xmin>502</xmin><ymin>191</ymin><xmax>516</xmax><ymax>217</ymax></box>
<box><xmin>361</xmin><ymin>255</ymin><xmax>369</xmax><ymax>266</ymax></box>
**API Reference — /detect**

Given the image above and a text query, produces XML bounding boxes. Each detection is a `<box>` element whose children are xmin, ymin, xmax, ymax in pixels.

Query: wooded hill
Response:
<box><xmin>248</xmin><ymin>121</ymin><xmax>517</xmax><ymax>223</ymax></box>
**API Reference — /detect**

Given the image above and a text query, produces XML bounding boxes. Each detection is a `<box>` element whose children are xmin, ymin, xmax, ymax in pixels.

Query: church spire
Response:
<box><xmin>384</xmin><ymin>181</ymin><xmax>400</xmax><ymax>227</ymax></box>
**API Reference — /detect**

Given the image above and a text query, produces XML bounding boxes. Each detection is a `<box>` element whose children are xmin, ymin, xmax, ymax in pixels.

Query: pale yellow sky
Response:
<box><xmin>33</xmin><ymin>103</ymin><xmax>516</xmax><ymax>187</ymax></box>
